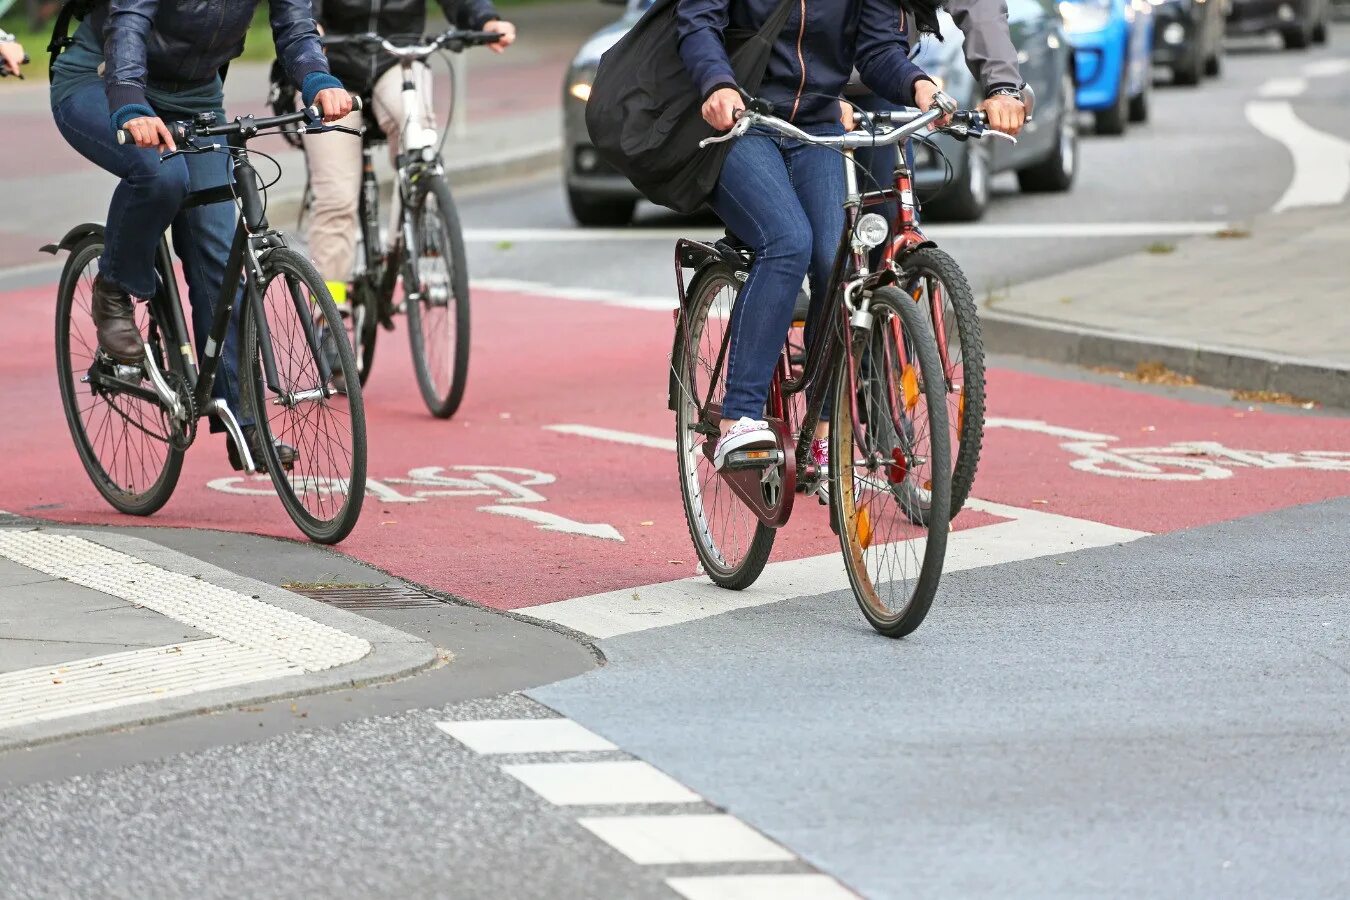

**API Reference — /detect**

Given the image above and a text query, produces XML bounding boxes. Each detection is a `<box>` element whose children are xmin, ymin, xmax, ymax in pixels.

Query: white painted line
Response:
<box><xmin>1258</xmin><ymin>77</ymin><xmax>1308</xmax><ymax>98</ymax></box>
<box><xmin>466</xmin><ymin>222</ymin><xmax>1232</xmax><ymax>244</ymax></box>
<box><xmin>1244</xmin><ymin>100</ymin><xmax>1350</xmax><ymax>211</ymax></box>
<box><xmin>0</xmin><ymin>532</ymin><xmax>370</xmax><ymax>671</ymax></box>
<box><xmin>523</xmin><ymin>496</ymin><xmax>1147</xmax><ymax>639</ymax></box>
<box><xmin>1303</xmin><ymin>59</ymin><xmax>1350</xmax><ymax>78</ymax></box>
<box><xmin>668</xmin><ymin>874</ymin><xmax>859</xmax><ymax>900</ymax></box>
<box><xmin>474</xmin><ymin>277</ymin><xmax>675</xmax><ymax>311</ymax></box>
<box><xmin>0</xmin><ymin>639</ymin><xmax>298</xmax><ymax>729</ymax></box>
<box><xmin>436</xmin><ymin>718</ymin><xmax>617</xmax><ymax>754</ymax></box>
<box><xmin>546</xmin><ymin>424</ymin><xmax>678</xmax><ymax>451</ymax></box>
<box><xmin>985</xmin><ymin>417</ymin><xmax>1115</xmax><ymax>441</ymax></box>
<box><xmin>502</xmin><ymin>760</ymin><xmax>702</xmax><ymax>806</ymax></box>
<box><xmin>579</xmin><ymin>814</ymin><xmax>796</xmax><ymax>865</ymax></box>
<box><xmin>479</xmin><ymin>505</ymin><xmax>625</xmax><ymax>542</ymax></box>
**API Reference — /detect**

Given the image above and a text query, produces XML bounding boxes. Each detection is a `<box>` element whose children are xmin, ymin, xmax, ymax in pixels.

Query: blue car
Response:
<box><xmin>1059</xmin><ymin>0</ymin><xmax>1155</xmax><ymax>134</ymax></box>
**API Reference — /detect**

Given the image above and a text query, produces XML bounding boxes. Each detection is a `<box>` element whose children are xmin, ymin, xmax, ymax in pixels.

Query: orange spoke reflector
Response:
<box><xmin>902</xmin><ymin>365</ymin><xmax>920</xmax><ymax>412</ymax></box>
<box><xmin>857</xmin><ymin>506</ymin><xmax>873</xmax><ymax>550</ymax></box>
<box><xmin>957</xmin><ymin>388</ymin><xmax>966</xmax><ymax>434</ymax></box>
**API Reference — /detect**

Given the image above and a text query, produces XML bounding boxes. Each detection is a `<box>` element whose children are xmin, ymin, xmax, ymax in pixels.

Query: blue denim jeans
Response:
<box><xmin>53</xmin><ymin>81</ymin><xmax>247</xmax><ymax>427</ymax></box>
<box><xmin>710</xmin><ymin>123</ymin><xmax>845</xmax><ymax>422</ymax></box>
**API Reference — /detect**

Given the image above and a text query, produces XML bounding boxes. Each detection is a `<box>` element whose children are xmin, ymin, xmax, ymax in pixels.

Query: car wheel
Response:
<box><xmin>1281</xmin><ymin>23</ymin><xmax>1312</xmax><ymax>49</ymax></box>
<box><xmin>1311</xmin><ymin>14</ymin><xmax>1328</xmax><ymax>43</ymax></box>
<box><xmin>922</xmin><ymin>141</ymin><xmax>990</xmax><ymax>221</ymax></box>
<box><xmin>568</xmin><ymin>190</ymin><xmax>637</xmax><ymax>227</ymax></box>
<box><xmin>1017</xmin><ymin>75</ymin><xmax>1078</xmax><ymax>193</ymax></box>
<box><xmin>1204</xmin><ymin>51</ymin><xmax>1222</xmax><ymax>78</ymax></box>
<box><xmin>1094</xmin><ymin>70</ymin><xmax>1130</xmax><ymax>135</ymax></box>
<box><xmin>1174</xmin><ymin>48</ymin><xmax>1204</xmax><ymax>86</ymax></box>
<box><xmin>1128</xmin><ymin>73</ymin><xmax>1150</xmax><ymax>123</ymax></box>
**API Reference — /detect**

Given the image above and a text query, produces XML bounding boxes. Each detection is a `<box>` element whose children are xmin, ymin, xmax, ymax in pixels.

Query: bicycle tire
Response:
<box><xmin>349</xmin><ymin>279</ymin><xmax>379</xmax><ymax>386</ymax></box>
<box><xmin>403</xmin><ymin>174</ymin><xmax>470</xmax><ymax>419</ymax></box>
<box><xmin>902</xmin><ymin>247</ymin><xmax>984</xmax><ymax>517</ymax></box>
<box><xmin>55</xmin><ymin>237</ymin><xmax>184</xmax><ymax>516</ymax></box>
<box><xmin>241</xmin><ymin>248</ymin><xmax>367</xmax><ymax>544</ymax></box>
<box><xmin>674</xmin><ymin>263</ymin><xmax>775</xmax><ymax>589</ymax></box>
<box><xmin>830</xmin><ymin>285</ymin><xmax>951</xmax><ymax>638</ymax></box>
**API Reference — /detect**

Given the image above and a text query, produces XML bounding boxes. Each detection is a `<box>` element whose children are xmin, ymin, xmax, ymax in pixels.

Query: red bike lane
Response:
<box><xmin>2</xmin><ymin>276</ymin><xmax>1348</xmax><ymax>610</ymax></box>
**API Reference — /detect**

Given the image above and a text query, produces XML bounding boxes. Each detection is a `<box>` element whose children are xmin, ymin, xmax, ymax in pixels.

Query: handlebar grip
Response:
<box><xmin>351</xmin><ymin>94</ymin><xmax>363</xmax><ymax>112</ymax></box>
<box><xmin>116</xmin><ymin>129</ymin><xmax>128</xmax><ymax>145</ymax></box>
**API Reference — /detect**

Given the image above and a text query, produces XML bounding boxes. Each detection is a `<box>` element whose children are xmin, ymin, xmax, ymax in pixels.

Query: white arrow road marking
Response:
<box><xmin>1244</xmin><ymin>100</ymin><xmax>1350</xmax><ymax>211</ymax></box>
<box><xmin>479</xmin><ymin>505</ymin><xmax>625</xmax><ymax>542</ymax></box>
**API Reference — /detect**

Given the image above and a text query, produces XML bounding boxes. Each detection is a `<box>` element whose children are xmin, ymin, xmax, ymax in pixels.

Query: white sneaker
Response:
<box><xmin>714</xmin><ymin>417</ymin><xmax>775</xmax><ymax>470</ymax></box>
<box><xmin>811</xmin><ymin>437</ymin><xmax>830</xmax><ymax>503</ymax></box>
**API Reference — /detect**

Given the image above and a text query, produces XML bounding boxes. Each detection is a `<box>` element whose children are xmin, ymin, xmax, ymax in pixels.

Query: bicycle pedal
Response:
<box><xmin>721</xmin><ymin>448</ymin><xmax>783</xmax><ymax>471</ymax></box>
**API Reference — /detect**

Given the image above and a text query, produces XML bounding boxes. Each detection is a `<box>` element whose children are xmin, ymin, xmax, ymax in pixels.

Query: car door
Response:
<box><xmin>1000</xmin><ymin>0</ymin><xmax>1056</xmax><ymax>168</ymax></box>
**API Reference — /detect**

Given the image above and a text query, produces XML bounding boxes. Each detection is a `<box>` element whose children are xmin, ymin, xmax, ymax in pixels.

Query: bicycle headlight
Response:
<box><xmin>854</xmin><ymin>213</ymin><xmax>890</xmax><ymax>250</ymax></box>
<box><xmin>569</xmin><ymin>81</ymin><xmax>592</xmax><ymax>102</ymax></box>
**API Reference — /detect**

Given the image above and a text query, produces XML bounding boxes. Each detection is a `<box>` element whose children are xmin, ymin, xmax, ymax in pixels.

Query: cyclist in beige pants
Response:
<box><xmin>305</xmin><ymin>0</ymin><xmax>516</xmax><ymax>307</ymax></box>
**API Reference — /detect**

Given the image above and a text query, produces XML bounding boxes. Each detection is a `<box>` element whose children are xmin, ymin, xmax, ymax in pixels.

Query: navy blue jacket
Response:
<box><xmin>94</xmin><ymin>0</ymin><xmax>331</xmax><ymax>115</ymax></box>
<box><xmin>676</xmin><ymin>0</ymin><xmax>931</xmax><ymax>124</ymax></box>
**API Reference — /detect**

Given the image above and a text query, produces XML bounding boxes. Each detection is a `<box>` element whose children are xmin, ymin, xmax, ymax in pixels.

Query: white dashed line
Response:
<box><xmin>1244</xmin><ymin>100</ymin><xmax>1350</xmax><ymax>211</ymax></box>
<box><xmin>502</xmin><ymin>760</ymin><xmax>702</xmax><ymax>806</ymax></box>
<box><xmin>1257</xmin><ymin>77</ymin><xmax>1308</xmax><ymax>98</ymax></box>
<box><xmin>435</xmin><ymin>718</ymin><xmax>617</xmax><ymax>754</ymax></box>
<box><xmin>578</xmin><ymin>815</ymin><xmax>797</xmax><ymax>865</ymax></box>
<box><xmin>668</xmin><ymin>874</ymin><xmax>860</xmax><ymax>900</ymax></box>
<box><xmin>546</xmin><ymin>424</ymin><xmax>679</xmax><ymax>451</ymax></box>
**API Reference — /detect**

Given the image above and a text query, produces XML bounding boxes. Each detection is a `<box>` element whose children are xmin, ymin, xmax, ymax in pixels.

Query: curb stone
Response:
<box><xmin>981</xmin><ymin>308</ymin><xmax>1350</xmax><ymax>410</ymax></box>
<box><xmin>0</xmin><ymin>526</ymin><xmax>437</xmax><ymax>751</ymax></box>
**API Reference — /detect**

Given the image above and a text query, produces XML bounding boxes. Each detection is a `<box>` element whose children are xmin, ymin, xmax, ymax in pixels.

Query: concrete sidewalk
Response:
<box><xmin>0</xmin><ymin>518</ymin><xmax>436</xmax><ymax>750</ymax></box>
<box><xmin>982</xmin><ymin>203</ymin><xmax>1350</xmax><ymax>408</ymax></box>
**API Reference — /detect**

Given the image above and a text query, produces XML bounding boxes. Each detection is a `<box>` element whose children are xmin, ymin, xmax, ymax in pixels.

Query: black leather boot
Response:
<box><xmin>91</xmin><ymin>275</ymin><xmax>144</xmax><ymax>363</ymax></box>
<box><xmin>227</xmin><ymin>425</ymin><xmax>298</xmax><ymax>474</ymax></box>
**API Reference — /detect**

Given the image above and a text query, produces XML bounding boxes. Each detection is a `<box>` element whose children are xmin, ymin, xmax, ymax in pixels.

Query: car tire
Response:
<box><xmin>1311</xmin><ymin>14</ymin><xmax>1328</xmax><ymax>43</ymax></box>
<box><xmin>1204</xmin><ymin>52</ymin><xmax>1222</xmax><ymax>78</ymax></box>
<box><xmin>1128</xmin><ymin>74</ymin><xmax>1150</xmax><ymax>123</ymax></box>
<box><xmin>922</xmin><ymin>141</ymin><xmax>990</xmax><ymax>221</ymax></box>
<box><xmin>1174</xmin><ymin>49</ymin><xmax>1204</xmax><ymax>86</ymax></box>
<box><xmin>1017</xmin><ymin>75</ymin><xmax>1078</xmax><ymax>193</ymax></box>
<box><xmin>1094</xmin><ymin>71</ymin><xmax>1130</xmax><ymax>135</ymax></box>
<box><xmin>1281</xmin><ymin>23</ymin><xmax>1312</xmax><ymax>49</ymax></box>
<box><xmin>568</xmin><ymin>190</ymin><xmax>637</xmax><ymax>227</ymax></box>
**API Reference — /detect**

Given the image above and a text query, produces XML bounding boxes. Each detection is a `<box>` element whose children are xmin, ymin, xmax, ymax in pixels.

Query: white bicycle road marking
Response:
<box><xmin>208</xmin><ymin>466</ymin><xmax>624</xmax><ymax>541</ymax></box>
<box><xmin>1258</xmin><ymin>77</ymin><xmax>1308</xmax><ymax>98</ymax></box>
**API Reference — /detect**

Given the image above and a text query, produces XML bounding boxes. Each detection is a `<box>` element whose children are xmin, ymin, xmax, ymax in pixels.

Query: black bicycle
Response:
<box><xmin>44</xmin><ymin>106</ymin><xmax>368</xmax><ymax>544</ymax></box>
<box><xmin>302</xmin><ymin>28</ymin><xmax>500</xmax><ymax>419</ymax></box>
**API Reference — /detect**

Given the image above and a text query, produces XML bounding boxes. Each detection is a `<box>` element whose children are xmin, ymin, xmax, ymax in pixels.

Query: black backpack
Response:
<box><xmin>584</xmin><ymin>0</ymin><xmax>796</xmax><ymax>215</ymax></box>
<box><xmin>46</xmin><ymin>0</ymin><xmax>103</xmax><ymax>75</ymax></box>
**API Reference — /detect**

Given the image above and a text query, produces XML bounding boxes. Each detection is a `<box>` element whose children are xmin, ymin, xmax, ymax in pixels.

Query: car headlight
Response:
<box><xmin>569</xmin><ymin>81</ymin><xmax>592</xmax><ymax>102</ymax></box>
<box><xmin>1058</xmin><ymin>0</ymin><xmax>1113</xmax><ymax>33</ymax></box>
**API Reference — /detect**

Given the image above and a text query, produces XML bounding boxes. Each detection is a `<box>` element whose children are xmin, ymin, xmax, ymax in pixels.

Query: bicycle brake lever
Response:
<box><xmin>699</xmin><ymin>115</ymin><xmax>752</xmax><ymax>149</ymax></box>
<box><xmin>979</xmin><ymin>130</ymin><xmax>1017</xmax><ymax>144</ymax></box>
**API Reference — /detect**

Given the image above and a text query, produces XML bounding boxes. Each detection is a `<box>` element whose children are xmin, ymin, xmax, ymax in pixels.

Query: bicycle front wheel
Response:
<box><xmin>241</xmin><ymin>248</ymin><xmax>367</xmax><ymax>544</ymax></box>
<box><xmin>673</xmin><ymin>263</ymin><xmax>775</xmax><ymax>589</ymax></box>
<box><xmin>903</xmin><ymin>247</ymin><xmax>984</xmax><ymax>517</ymax></box>
<box><xmin>55</xmin><ymin>237</ymin><xmax>184</xmax><ymax>516</ymax></box>
<box><xmin>830</xmin><ymin>286</ymin><xmax>951</xmax><ymax>637</ymax></box>
<box><xmin>403</xmin><ymin>175</ymin><xmax>470</xmax><ymax>419</ymax></box>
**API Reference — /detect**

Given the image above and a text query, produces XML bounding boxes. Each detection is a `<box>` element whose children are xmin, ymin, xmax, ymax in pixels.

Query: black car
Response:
<box><xmin>908</xmin><ymin>0</ymin><xmax>1078</xmax><ymax>221</ymax></box>
<box><xmin>562</xmin><ymin>0</ymin><xmax>1078</xmax><ymax>226</ymax></box>
<box><xmin>1227</xmin><ymin>0</ymin><xmax>1332</xmax><ymax>48</ymax></box>
<box><xmin>1152</xmin><ymin>0</ymin><xmax>1226</xmax><ymax>84</ymax></box>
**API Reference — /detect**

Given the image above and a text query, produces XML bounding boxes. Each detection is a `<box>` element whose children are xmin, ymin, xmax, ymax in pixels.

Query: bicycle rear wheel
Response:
<box><xmin>55</xmin><ymin>237</ymin><xmax>184</xmax><ymax>516</ymax></box>
<box><xmin>830</xmin><ymin>286</ymin><xmax>951</xmax><ymax>637</ymax></box>
<box><xmin>403</xmin><ymin>175</ymin><xmax>470</xmax><ymax>419</ymax></box>
<box><xmin>673</xmin><ymin>263</ymin><xmax>775</xmax><ymax>589</ymax></box>
<box><xmin>903</xmin><ymin>248</ymin><xmax>984</xmax><ymax>517</ymax></box>
<box><xmin>241</xmin><ymin>248</ymin><xmax>367</xmax><ymax>544</ymax></box>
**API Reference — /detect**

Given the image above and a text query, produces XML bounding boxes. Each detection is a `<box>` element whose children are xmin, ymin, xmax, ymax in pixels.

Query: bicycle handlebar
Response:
<box><xmin>699</xmin><ymin>95</ymin><xmax>1016</xmax><ymax>151</ymax></box>
<box><xmin>115</xmin><ymin>94</ymin><xmax>363</xmax><ymax>147</ymax></box>
<box><xmin>320</xmin><ymin>28</ymin><xmax>502</xmax><ymax>59</ymax></box>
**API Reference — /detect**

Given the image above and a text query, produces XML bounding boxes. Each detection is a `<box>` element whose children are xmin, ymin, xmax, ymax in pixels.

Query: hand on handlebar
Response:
<box><xmin>313</xmin><ymin>87</ymin><xmax>354</xmax><ymax>122</ymax></box>
<box><xmin>0</xmin><ymin>41</ymin><xmax>26</xmax><ymax>77</ymax></box>
<box><xmin>122</xmin><ymin>116</ymin><xmax>178</xmax><ymax>152</ymax></box>
<box><xmin>702</xmin><ymin>87</ymin><xmax>744</xmax><ymax>132</ymax></box>
<box><xmin>482</xmin><ymin>19</ymin><xmax>516</xmax><ymax>53</ymax></box>
<box><xmin>977</xmin><ymin>94</ymin><xmax>1026</xmax><ymax>136</ymax></box>
<box><xmin>913</xmin><ymin>80</ymin><xmax>955</xmax><ymax>127</ymax></box>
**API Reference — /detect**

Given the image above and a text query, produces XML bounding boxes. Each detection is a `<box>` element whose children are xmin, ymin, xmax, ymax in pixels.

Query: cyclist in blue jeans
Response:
<box><xmin>676</xmin><ymin>0</ymin><xmax>942</xmax><ymax>470</ymax></box>
<box><xmin>49</xmin><ymin>0</ymin><xmax>350</xmax><ymax>470</ymax></box>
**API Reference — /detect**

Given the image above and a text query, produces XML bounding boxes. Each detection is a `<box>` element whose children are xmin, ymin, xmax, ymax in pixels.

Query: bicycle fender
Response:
<box><xmin>41</xmin><ymin>223</ymin><xmax>106</xmax><ymax>255</ymax></box>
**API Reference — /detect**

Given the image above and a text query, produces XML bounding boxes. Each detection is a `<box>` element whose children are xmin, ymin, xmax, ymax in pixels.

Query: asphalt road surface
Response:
<box><xmin>0</xmin><ymin>25</ymin><xmax>1348</xmax><ymax>900</ymax></box>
